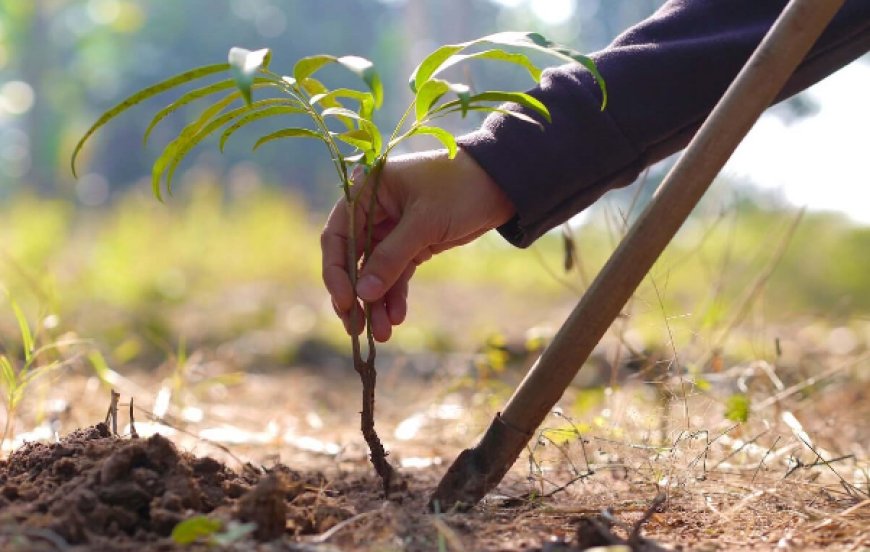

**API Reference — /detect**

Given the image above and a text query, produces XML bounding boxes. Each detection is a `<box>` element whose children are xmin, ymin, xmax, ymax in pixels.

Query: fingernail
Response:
<box><xmin>356</xmin><ymin>275</ymin><xmax>383</xmax><ymax>301</ymax></box>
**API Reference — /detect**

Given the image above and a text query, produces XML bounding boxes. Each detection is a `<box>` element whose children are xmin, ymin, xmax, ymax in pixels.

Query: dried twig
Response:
<box><xmin>129</xmin><ymin>397</ymin><xmax>138</xmax><ymax>439</ymax></box>
<box><xmin>104</xmin><ymin>388</ymin><xmax>120</xmax><ymax>436</ymax></box>
<box><xmin>752</xmin><ymin>435</ymin><xmax>781</xmax><ymax>484</ymax></box>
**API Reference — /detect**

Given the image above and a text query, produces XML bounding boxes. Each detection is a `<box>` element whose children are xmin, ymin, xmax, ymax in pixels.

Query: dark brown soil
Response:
<box><xmin>0</xmin><ymin>424</ymin><xmax>354</xmax><ymax>550</ymax></box>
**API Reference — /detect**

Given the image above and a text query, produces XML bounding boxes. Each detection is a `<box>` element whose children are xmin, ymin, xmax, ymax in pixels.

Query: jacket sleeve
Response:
<box><xmin>458</xmin><ymin>0</ymin><xmax>870</xmax><ymax>248</ymax></box>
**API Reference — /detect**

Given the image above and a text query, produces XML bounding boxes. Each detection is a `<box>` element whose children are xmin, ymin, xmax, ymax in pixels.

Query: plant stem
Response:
<box><xmin>345</xmin><ymin>161</ymin><xmax>397</xmax><ymax>495</ymax></box>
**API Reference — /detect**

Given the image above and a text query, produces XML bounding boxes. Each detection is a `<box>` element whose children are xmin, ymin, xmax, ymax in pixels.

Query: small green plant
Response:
<box><xmin>170</xmin><ymin>515</ymin><xmax>255</xmax><ymax>546</ymax></box>
<box><xmin>724</xmin><ymin>392</ymin><xmax>750</xmax><ymax>423</ymax></box>
<box><xmin>0</xmin><ymin>294</ymin><xmax>78</xmax><ymax>450</ymax></box>
<box><xmin>71</xmin><ymin>31</ymin><xmax>605</xmax><ymax>492</ymax></box>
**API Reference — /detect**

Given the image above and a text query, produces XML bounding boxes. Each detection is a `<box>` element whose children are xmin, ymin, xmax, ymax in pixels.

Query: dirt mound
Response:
<box><xmin>0</xmin><ymin>424</ymin><xmax>353</xmax><ymax>550</ymax></box>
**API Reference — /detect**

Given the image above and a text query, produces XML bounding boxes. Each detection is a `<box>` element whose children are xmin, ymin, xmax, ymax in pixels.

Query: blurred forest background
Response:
<box><xmin>0</xmin><ymin>0</ymin><xmax>867</xmax><ymax>451</ymax></box>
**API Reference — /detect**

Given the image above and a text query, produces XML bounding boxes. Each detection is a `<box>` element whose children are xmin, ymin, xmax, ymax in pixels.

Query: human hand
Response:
<box><xmin>321</xmin><ymin>148</ymin><xmax>515</xmax><ymax>342</ymax></box>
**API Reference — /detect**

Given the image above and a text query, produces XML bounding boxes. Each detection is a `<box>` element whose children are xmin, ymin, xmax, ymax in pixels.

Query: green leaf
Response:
<box><xmin>434</xmin><ymin>91</ymin><xmax>550</xmax><ymax>122</ymax></box>
<box><xmin>300</xmin><ymin>78</ymin><xmax>354</xmax><ymax>130</ymax></box>
<box><xmin>71</xmin><ymin>63</ymin><xmax>230</xmax><ymax>177</ymax></box>
<box><xmin>219</xmin><ymin>104</ymin><xmax>305</xmax><ymax>151</ymax></box>
<box><xmin>10</xmin><ymin>300</ymin><xmax>33</xmax><ymax>363</ymax></box>
<box><xmin>724</xmin><ymin>393</ymin><xmax>750</xmax><ymax>423</ymax></box>
<box><xmin>408</xmin><ymin>126</ymin><xmax>457</xmax><ymax>159</ymax></box>
<box><xmin>143</xmin><ymin>80</ymin><xmax>235</xmax><ymax>145</ymax></box>
<box><xmin>171</xmin><ymin>516</ymin><xmax>222</xmax><ymax>545</ymax></box>
<box><xmin>293</xmin><ymin>55</ymin><xmax>382</xmax><ymax>109</ymax></box>
<box><xmin>336</xmin><ymin>56</ymin><xmax>383</xmax><ymax>109</ymax></box>
<box><xmin>415</xmin><ymin>79</ymin><xmax>449</xmax><ymax>121</ymax></box>
<box><xmin>143</xmin><ymin>78</ymin><xmax>279</xmax><ymax>145</ymax></box>
<box><xmin>153</xmin><ymin>98</ymin><xmax>289</xmax><ymax>198</ymax></box>
<box><xmin>343</xmin><ymin>152</ymin><xmax>365</xmax><ymax>165</ymax></box>
<box><xmin>409</xmin><ymin>44</ymin><xmax>464</xmax><ymax>92</ymax></box>
<box><xmin>410</xmin><ymin>31</ymin><xmax>606</xmax><ymax>108</ymax></box>
<box><xmin>228</xmin><ymin>47</ymin><xmax>271</xmax><ymax>106</ymax></box>
<box><xmin>471</xmin><ymin>91</ymin><xmax>550</xmax><ymax>122</ymax></box>
<box><xmin>252</xmin><ymin>128</ymin><xmax>323</xmax><ymax>151</ymax></box>
<box><xmin>293</xmin><ymin>54</ymin><xmax>338</xmax><ymax>83</ymax></box>
<box><xmin>450</xmin><ymin>83</ymin><xmax>472</xmax><ymax>117</ymax></box>
<box><xmin>435</xmin><ymin>49</ymin><xmax>542</xmax><ymax>83</ymax></box>
<box><xmin>334</xmin><ymin>128</ymin><xmax>373</xmax><ymax>151</ymax></box>
<box><xmin>212</xmin><ymin>522</ymin><xmax>257</xmax><ymax>546</ymax></box>
<box><xmin>321</xmin><ymin>107</ymin><xmax>382</xmax><ymax>154</ymax></box>
<box><xmin>310</xmin><ymin>88</ymin><xmax>373</xmax><ymax>106</ymax></box>
<box><xmin>311</xmin><ymin>88</ymin><xmax>376</xmax><ymax>119</ymax></box>
<box><xmin>438</xmin><ymin>105</ymin><xmax>543</xmax><ymax>127</ymax></box>
<box><xmin>0</xmin><ymin>356</ymin><xmax>17</xmax><ymax>394</ymax></box>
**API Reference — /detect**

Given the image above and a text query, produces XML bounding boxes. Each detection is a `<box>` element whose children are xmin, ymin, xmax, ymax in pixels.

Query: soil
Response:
<box><xmin>0</xmin><ymin>423</ymin><xmax>355</xmax><ymax>551</ymax></box>
<box><xmin>0</xmin><ymin>419</ymin><xmax>867</xmax><ymax>551</ymax></box>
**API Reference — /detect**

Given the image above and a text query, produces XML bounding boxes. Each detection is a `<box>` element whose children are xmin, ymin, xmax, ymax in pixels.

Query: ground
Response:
<box><xmin>0</xmin><ymin>194</ymin><xmax>868</xmax><ymax>550</ymax></box>
<box><xmin>0</xmin><ymin>338</ymin><xmax>867</xmax><ymax>551</ymax></box>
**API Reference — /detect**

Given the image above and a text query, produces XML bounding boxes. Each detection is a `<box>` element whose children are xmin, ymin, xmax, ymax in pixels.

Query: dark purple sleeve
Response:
<box><xmin>458</xmin><ymin>0</ymin><xmax>870</xmax><ymax>247</ymax></box>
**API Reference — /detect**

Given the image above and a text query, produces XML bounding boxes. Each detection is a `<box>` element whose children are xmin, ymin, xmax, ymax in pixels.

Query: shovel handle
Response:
<box><xmin>431</xmin><ymin>0</ymin><xmax>846</xmax><ymax>511</ymax></box>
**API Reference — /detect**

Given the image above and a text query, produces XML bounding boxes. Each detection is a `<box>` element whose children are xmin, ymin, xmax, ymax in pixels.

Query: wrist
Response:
<box><xmin>455</xmin><ymin>148</ymin><xmax>516</xmax><ymax>226</ymax></box>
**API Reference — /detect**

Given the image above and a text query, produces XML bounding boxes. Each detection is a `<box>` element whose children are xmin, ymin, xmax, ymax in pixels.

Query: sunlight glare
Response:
<box><xmin>530</xmin><ymin>0</ymin><xmax>576</xmax><ymax>25</ymax></box>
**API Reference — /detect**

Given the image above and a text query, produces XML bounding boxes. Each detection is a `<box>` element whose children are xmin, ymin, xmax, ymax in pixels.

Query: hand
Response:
<box><xmin>321</xmin><ymin>148</ymin><xmax>515</xmax><ymax>342</ymax></box>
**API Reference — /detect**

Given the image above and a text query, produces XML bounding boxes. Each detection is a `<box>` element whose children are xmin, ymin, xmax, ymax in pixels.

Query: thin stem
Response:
<box><xmin>387</xmin><ymin>101</ymin><xmax>416</xmax><ymax>145</ymax></box>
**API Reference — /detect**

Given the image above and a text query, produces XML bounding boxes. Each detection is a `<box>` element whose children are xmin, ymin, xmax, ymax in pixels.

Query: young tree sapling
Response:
<box><xmin>71</xmin><ymin>31</ymin><xmax>606</xmax><ymax>494</ymax></box>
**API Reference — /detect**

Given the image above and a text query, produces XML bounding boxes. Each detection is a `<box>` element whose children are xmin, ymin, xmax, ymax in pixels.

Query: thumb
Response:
<box><xmin>356</xmin><ymin>213</ymin><xmax>430</xmax><ymax>302</ymax></box>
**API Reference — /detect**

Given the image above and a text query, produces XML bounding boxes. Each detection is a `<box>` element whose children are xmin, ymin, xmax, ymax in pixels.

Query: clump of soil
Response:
<box><xmin>0</xmin><ymin>424</ymin><xmax>353</xmax><ymax>550</ymax></box>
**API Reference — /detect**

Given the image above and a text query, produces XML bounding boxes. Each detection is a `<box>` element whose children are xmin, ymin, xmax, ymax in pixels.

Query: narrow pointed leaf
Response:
<box><xmin>310</xmin><ymin>88</ymin><xmax>373</xmax><ymax>107</ymax></box>
<box><xmin>253</xmin><ymin>128</ymin><xmax>323</xmax><ymax>150</ymax></box>
<box><xmin>163</xmin><ymin>99</ymin><xmax>293</xmax><ymax>192</ymax></box>
<box><xmin>293</xmin><ymin>55</ymin><xmax>337</xmax><ymax>83</ymax></box>
<box><xmin>449</xmin><ymin>83</ymin><xmax>471</xmax><ymax>116</ymax></box>
<box><xmin>0</xmin><ymin>356</ymin><xmax>15</xmax><ymax>391</ymax></box>
<box><xmin>143</xmin><ymin>78</ymin><xmax>280</xmax><ymax>145</ymax></box>
<box><xmin>409</xmin><ymin>126</ymin><xmax>457</xmax><ymax>158</ymax></box>
<box><xmin>322</xmin><ymin>108</ymin><xmax>382</xmax><ymax>155</ymax></box>
<box><xmin>410</xmin><ymin>44</ymin><xmax>464</xmax><ymax>92</ymax></box>
<box><xmin>228</xmin><ymin>47</ymin><xmax>271</xmax><ymax>106</ymax></box>
<box><xmin>151</xmin><ymin>99</ymin><xmax>278</xmax><ymax>199</ymax></box>
<box><xmin>321</xmin><ymin>106</ymin><xmax>364</xmax><ymax>121</ymax></box>
<box><xmin>410</xmin><ymin>31</ymin><xmax>606</xmax><ymax>108</ymax></box>
<box><xmin>293</xmin><ymin>55</ymin><xmax>382</xmax><ymax>109</ymax></box>
<box><xmin>436</xmin><ymin>49</ymin><xmax>542</xmax><ymax>82</ymax></box>
<box><xmin>343</xmin><ymin>152</ymin><xmax>365</xmax><ymax>165</ymax></box>
<box><xmin>219</xmin><ymin>104</ymin><xmax>305</xmax><ymax>151</ymax></box>
<box><xmin>336</xmin><ymin>56</ymin><xmax>383</xmax><ymax>109</ymax></box>
<box><xmin>300</xmin><ymin>78</ymin><xmax>353</xmax><ymax>129</ymax></box>
<box><xmin>437</xmin><ymin>105</ymin><xmax>543</xmax><ymax>127</ymax></box>
<box><xmin>434</xmin><ymin>91</ymin><xmax>550</xmax><ymax>122</ymax></box>
<box><xmin>415</xmin><ymin>79</ymin><xmax>449</xmax><ymax>121</ymax></box>
<box><xmin>11</xmin><ymin>300</ymin><xmax>34</xmax><ymax>362</ymax></box>
<box><xmin>334</xmin><ymin>128</ymin><xmax>373</xmax><ymax>151</ymax></box>
<box><xmin>471</xmin><ymin>92</ymin><xmax>550</xmax><ymax>122</ymax></box>
<box><xmin>143</xmin><ymin>80</ymin><xmax>235</xmax><ymax>145</ymax></box>
<box><xmin>299</xmin><ymin>77</ymin><xmax>329</xmax><ymax>96</ymax></box>
<box><xmin>71</xmin><ymin>63</ymin><xmax>229</xmax><ymax>177</ymax></box>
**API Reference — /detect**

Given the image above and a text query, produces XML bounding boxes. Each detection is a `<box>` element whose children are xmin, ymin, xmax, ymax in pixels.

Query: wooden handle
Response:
<box><xmin>431</xmin><ymin>0</ymin><xmax>846</xmax><ymax>511</ymax></box>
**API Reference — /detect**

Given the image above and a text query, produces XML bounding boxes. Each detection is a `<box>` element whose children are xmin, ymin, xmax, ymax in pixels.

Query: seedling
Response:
<box><xmin>0</xmin><ymin>295</ymin><xmax>78</xmax><ymax>450</ymax></box>
<box><xmin>71</xmin><ymin>32</ymin><xmax>606</xmax><ymax>493</ymax></box>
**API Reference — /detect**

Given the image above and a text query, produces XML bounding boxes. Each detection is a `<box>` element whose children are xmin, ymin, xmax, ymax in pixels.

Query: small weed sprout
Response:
<box><xmin>0</xmin><ymin>295</ymin><xmax>78</xmax><ymax>450</ymax></box>
<box><xmin>71</xmin><ymin>32</ymin><xmax>606</xmax><ymax>492</ymax></box>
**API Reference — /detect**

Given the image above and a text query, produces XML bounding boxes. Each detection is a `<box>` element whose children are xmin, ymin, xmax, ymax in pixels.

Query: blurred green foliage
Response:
<box><xmin>0</xmin><ymin>0</ymin><xmax>663</xmax><ymax>206</ymax></box>
<box><xmin>0</xmin><ymin>181</ymin><xmax>867</xmax><ymax>368</ymax></box>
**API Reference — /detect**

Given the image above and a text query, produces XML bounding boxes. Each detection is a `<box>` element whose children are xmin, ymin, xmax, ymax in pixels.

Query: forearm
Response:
<box><xmin>460</xmin><ymin>0</ymin><xmax>870</xmax><ymax>247</ymax></box>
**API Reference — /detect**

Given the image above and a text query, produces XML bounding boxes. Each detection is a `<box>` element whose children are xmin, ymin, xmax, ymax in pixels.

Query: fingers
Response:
<box><xmin>369</xmin><ymin>300</ymin><xmax>392</xmax><ymax>342</ymax></box>
<box><xmin>321</xmin><ymin>201</ymin><xmax>355</xmax><ymax>313</ymax></box>
<box><xmin>385</xmin><ymin>265</ymin><xmax>413</xmax><ymax>325</ymax></box>
<box><xmin>356</xmin><ymin>212</ymin><xmax>431</xmax><ymax>303</ymax></box>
